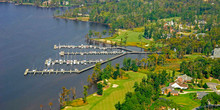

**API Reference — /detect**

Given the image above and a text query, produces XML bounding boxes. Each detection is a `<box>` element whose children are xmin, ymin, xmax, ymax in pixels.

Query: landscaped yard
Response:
<box><xmin>160</xmin><ymin>93</ymin><xmax>201</xmax><ymax>110</ymax></box>
<box><xmin>63</xmin><ymin>71</ymin><xmax>146</xmax><ymax>110</ymax></box>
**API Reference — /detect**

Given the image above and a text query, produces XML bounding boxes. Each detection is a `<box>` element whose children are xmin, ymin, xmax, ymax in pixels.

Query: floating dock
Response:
<box><xmin>59</xmin><ymin>51</ymin><xmax>125</xmax><ymax>56</ymax></box>
<box><xmin>54</xmin><ymin>45</ymin><xmax>134</xmax><ymax>52</ymax></box>
<box><xmin>45</xmin><ymin>59</ymin><xmax>103</xmax><ymax>66</ymax></box>
<box><xmin>24</xmin><ymin>44</ymin><xmax>161</xmax><ymax>76</ymax></box>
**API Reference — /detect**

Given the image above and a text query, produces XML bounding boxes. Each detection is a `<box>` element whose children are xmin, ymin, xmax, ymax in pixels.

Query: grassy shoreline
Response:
<box><xmin>62</xmin><ymin>71</ymin><xmax>146</xmax><ymax>110</ymax></box>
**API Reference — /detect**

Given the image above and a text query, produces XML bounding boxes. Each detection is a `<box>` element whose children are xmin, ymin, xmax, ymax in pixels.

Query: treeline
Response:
<box><xmin>115</xmin><ymin>72</ymin><xmax>180</xmax><ymax>110</ymax></box>
<box><xmin>63</xmin><ymin>0</ymin><xmax>219</xmax><ymax>29</ymax></box>
<box><xmin>180</xmin><ymin>57</ymin><xmax>220</xmax><ymax>80</ymax></box>
<box><xmin>13</xmin><ymin>0</ymin><xmax>114</xmax><ymax>7</ymax></box>
<box><xmin>87</xmin><ymin>62</ymin><xmax>126</xmax><ymax>84</ymax></box>
<box><xmin>162</xmin><ymin>25</ymin><xmax>220</xmax><ymax>58</ymax></box>
<box><xmin>201</xmin><ymin>92</ymin><xmax>220</xmax><ymax>106</ymax></box>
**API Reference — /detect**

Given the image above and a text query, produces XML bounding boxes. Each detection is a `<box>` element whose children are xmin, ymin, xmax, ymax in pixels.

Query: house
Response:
<box><xmin>170</xmin><ymin>82</ymin><xmax>188</xmax><ymax>89</ymax></box>
<box><xmin>177</xmin><ymin>74</ymin><xmax>192</xmax><ymax>82</ymax></box>
<box><xmin>213</xmin><ymin>48</ymin><xmax>220</xmax><ymax>59</ymax></box>
<box><xmin>197</xmin><ymin>92</ymin><xmax>208</xmax><ymax>99</ymax></box>
<box><xmin>161</xmin><ymin>87</ymin><xmax>174</xmax><ymax>95</ymax></box>
<box><xmin>206</xmin><ymin>82</ymin><xmax>218</xmax><ymax>90</ymax></box>
<box><xmin>170</xmin><ymin>90</ymin><xmax>179</xmax><ymax>96</ymax></box>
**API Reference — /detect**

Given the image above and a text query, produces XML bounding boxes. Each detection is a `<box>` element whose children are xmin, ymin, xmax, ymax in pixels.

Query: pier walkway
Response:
<box><xmin>54</xmin><ymin>45</ymin><xmax>134</xmax><ymax>52</ymax></box>
<box><xmin>59</xmin><ymin>51</ymin><xmax>125</xmax><ymax>56</ymax></box>
<box><xmin>45</xmin><ymin>59</ymin><xmax>103</xmax><ymax>66</ymax></box>
<box><xmin>24</xmin><ymin>44</ymin><xmax>161</xmax><ymax>76</ymax></box>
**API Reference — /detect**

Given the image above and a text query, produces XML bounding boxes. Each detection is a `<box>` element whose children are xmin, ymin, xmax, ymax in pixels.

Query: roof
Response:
<box><xmin>214</xmin><ymin>48</ymin><xmax>220</xmax><ymax>58</ymax></box>
<box><xmin>170</xmin><ymin>90</ymin><xmax>179</xmax><ymax>94</ymax></box>
<box><xmin>178</xmin><ymin>74</ymin><xmax>192</xmax><ymax>81</ymax></box>
<box><xmin>161</xmin><ymin>87</ymin><xmax>174</xmax><ymax>91</ymax></box>
<box><xmin>197</xmin><ymin>92</ymin><xmax>208</xmax><ymax>99</ymax></box>
<box><xmin>170</xmin><ymin>82</ymin><xmax>188</xmax><ymax>88</ymax></box>
<box><xmin>206</xmin><ymin>82</ymin><xmax>218</xmax><ymax>87</ymax></box>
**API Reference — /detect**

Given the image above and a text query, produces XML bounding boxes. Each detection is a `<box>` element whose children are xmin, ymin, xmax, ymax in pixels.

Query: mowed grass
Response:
<box><xmin>106</xmin><ymin>29</ymin><xmax>151</xmax><ymax>44</ymax></box>
<box><xmin>160</xmin><ymin>94</ymin><xmax>201</xmax><ymax>110</ymax></box>
<box><xmin>63</xmin><ymin>72</ymin><xmax>146</xmax><ymax>110</ymax></box>
<box><xmin>203</xmin><ymin>78</ymin><xmax>219</xmax><ymax>84</ymax></box>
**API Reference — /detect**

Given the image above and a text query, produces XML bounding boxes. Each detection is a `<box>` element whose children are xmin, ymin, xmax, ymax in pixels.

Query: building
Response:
<box><xmin>170</xmin><ymin>90</ymin><xmax>179</xmax><ymax>96</ymax></box>
<box><xmin>213</xmin><ymin>48</ymin><xmax>220</xmax><ymax>58</ymax></box>
<box><xmin>161</xmin><ymin>87</ymin><xmax>174</xmax><ymax>95</ymax></box>
<box><xmin>197</xmin><ymin>92</ymin><xmax>208</xmax><ymax>99</ymax></box>
<box><xmin>176</xmin><ymin>74</ymin><xmax>192</xmax><ymax>82</ymax></box>
<box><xmin>170</xmin><ymin>82</ymin><xmax>188</xmax><ymax>89</ymax></box>
<box><xmin>206</xmin><ymin>82</ymin><xmax>218</xmax><ymax>90</ymax></box>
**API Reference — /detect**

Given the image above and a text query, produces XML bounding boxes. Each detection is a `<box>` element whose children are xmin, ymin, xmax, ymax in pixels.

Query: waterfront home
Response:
<box><xmin>213</xmin><ymin>48</ymin><xmax>220</xmax><ymax>58</ymax></box>
<box><xmin>169</xmin><ymin>81</ymin><xmax>188</xmax><ymax>89</ymax></box>
<box><xmin>176</xmin><ymin>74</ymin><xmax>192</xmax><ymax>82</ymax></box>
<box><xmin>161</xmin><ymin>87</ymin><xmax>174</xmax><ymax>95</ymax></box>
<box><xmin>170</xmin><ymin>90</ymin><xmax>179</xmax><ymax>96</ymax></box>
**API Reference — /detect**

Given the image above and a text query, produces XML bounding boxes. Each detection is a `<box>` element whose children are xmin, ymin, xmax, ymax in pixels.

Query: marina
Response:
<box><xmin>24</xmin><ymin>44</ymin><xmax>161</xmax><ymax>76</ymax></box>
<box><xmin>59</xmin><ymin>50</ymin><xmax>125</xmax><ymax>56</ymax></box>
<box><xmin>54</xmin><ymin>44</ymin><xmax>135</xmax><ymax>52</ymax></box>
<box><xmin>45</xmin><ymin>59</ymin><xmax>104</xmax><ymax>66</ymax></box>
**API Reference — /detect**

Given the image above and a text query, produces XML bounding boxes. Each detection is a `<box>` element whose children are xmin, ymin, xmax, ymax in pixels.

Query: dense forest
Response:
<box><xmin>62</xmin><ymin>0</ymin><xmax>220</xmax><ymax>29</ymax></box>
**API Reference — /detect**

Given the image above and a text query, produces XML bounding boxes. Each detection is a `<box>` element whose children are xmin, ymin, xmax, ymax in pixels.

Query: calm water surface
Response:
<box><xmin>0</xmin><ymin>3</ymin><xmax>145</xmax><ymax>110</ymax></box>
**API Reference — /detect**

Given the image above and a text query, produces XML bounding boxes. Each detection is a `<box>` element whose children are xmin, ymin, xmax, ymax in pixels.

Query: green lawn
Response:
<box><xmin>63</xmin><ymin>72</ymin><xmax>146</xmax><ymax>110</ymax></box>
<box><xmin>160</xmin><ymin>93</ymin><xmax>201</xmax><ymax>110</ymax></box>
<box><xmin>181</xmin><ymin>88</ymin><xmax>213</xmax><ymax>91</ymax></box>
<box><xmin>109</xmin><ymin>29</ymin><xmax>151</xmax><ymax>43</ymax></box>
<box><xmin>203</xmin><ymin>78</ymin><xmax>219</xmax><ymax>84</ymax></box>
<box><xmin>184</xmin><ymin>53</ymin><xmax>204</xmax><ymax>60</ymax></box>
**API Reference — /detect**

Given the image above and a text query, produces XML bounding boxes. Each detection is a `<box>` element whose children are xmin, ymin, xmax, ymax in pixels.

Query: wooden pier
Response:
<box><xmin>45</xmin><ymin>59</ymin><xmax>103</xmax><ymax>66</ymax></box>
<box><xmin>54</xmin><ymin>45</ymin><xmax>134</xmax><ymax>52</ymax></box>
<box><xmin>59</xmin><ymin>51</ymin><xmax>125</xmax><ymax>56</ymax></box>
<box><xmin>24</xmin><ymin>69</ymin><xmax>80</xmax><ymax>75</ymax></box>
<box><xmin>24</xmin><ymin>44</ymin><xmax>161</xmax><ymax>76</ymax></box>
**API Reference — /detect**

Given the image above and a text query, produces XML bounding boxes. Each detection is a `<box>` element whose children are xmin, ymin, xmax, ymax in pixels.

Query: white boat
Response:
<box><xmin>73</xmin><ymin>60</ymin><xmax>77</xmax><ymax>65</ymax></box>
<box><xmin>50</xmin><ymin>69</ymin><xmax>54</xmax><ymax>72</ymax></box>
<box><xmin>47</xmin><ymin>58</ymin><xmax>52</xmax><ymax>67</ymax></box>
<box><xmin>75</xmin><ymin>68</ymin><xmax>79</xmax><ymax>72</ymax></box>
<box><xmin>100</xmin><ymin>59</ymin><xmax>103</xmax><ymax>62</ymax></box>
<box><xmin>52</xmin><ymin>62</ymin><xmax>55</xmax><ymax>65</ymax></box>
<box><xmin>66</xmin><ymin>60</ymin><xmax>70</xmax><ymax>65</ymax></box>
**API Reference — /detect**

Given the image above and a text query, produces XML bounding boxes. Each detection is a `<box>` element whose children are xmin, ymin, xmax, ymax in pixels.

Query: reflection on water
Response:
<box><xmin>0</xmin><ymin>3</ymin><xmax>146</xmax><ymax>110</ymax></box>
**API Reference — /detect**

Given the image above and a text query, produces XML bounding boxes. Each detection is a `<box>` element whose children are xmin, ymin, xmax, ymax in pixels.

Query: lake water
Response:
<box><xmin>0</xmin><ymin>3</ymin><xmax>146</xmax><ymax>110</ymax></box>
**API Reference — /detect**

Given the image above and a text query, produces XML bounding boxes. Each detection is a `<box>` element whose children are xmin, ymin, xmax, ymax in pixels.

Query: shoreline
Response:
<box><xmin>0</xmin><ymin>2</ymin><xmax>77</xmax><ymax>8</ymax></box>
<box><xmin>54</xmin><ymin>16</ymin><xmax>110</xmax><ymax>26</ymax></box>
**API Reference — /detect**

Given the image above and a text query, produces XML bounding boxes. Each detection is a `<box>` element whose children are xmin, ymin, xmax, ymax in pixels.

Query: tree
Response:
<box><xmin>167</xmin><ymin>92</ymin><xmax>171</xmax><ymax>97</ymax></box>
<box><xmin>97</xmin><ymin>83</ymin><xmax>103</xmax><ymax>95</ymax></box>
<box><xmin>115</xmin><ymin>102</ymin><xmax>121</xmax><ymax>110</ymax></box>
<box><xmin>71</xmin><ymin>87</ymin><xmax>76</xmax><ymax>100</ymax></box>
<box><xmin>113</xmin><ymin>64</ymin><xmax>120</xmax><ymax>79</ymax></box>
<box><xmin>203</xmin><ymin>83</ymin><xmax>208</xmax><ymax>89</ymax></box>
<box><xmin>124</xmin><ymin>32</ymin><xmax>128</xmax><ymax>45</ymax></box>
<box><xmin>49</xmin><ymin>102</ymin><xmax>53</xmax><ymax>110</ymax></box>
<box><xmin>144</xmin><ymin>26</ymin><xmax>149</xmax><ymax>39</ymax></box>
<box><xmin>102</xmin><ymin>30</ymin><xmax>107</xmax><ymax>35</ymax></box>
<box><xmin>89</xmin><ymin>30</ymin><xmax>93</xmax><ymax>38</ymax></box>
<box><xmin>131</xmin><ymin>60</ymin><xmax>138</xmax><ymax>72</ymax></box>
<box><xmin>138</xmin><ymin>34</ymin><xmax>143</xmax><ymax>48</ymax></box>
<box><xmin>83</xmin><ymin>85</ymin><xmax>88</xmax><ymax>103</ymax></box>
